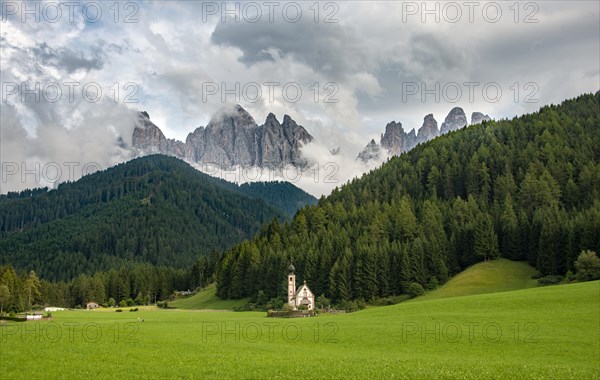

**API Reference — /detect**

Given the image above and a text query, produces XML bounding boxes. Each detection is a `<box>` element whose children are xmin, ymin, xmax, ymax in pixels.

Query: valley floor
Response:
<box><xmin>1</xmin><ymin>281</ymin><xmax>599</xmax><ymax>379</ymax></box>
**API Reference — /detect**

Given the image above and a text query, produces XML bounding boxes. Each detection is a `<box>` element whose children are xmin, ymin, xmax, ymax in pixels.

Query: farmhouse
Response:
<box><xmin>287</xmin><ymin>263</ymin><xmax>315</xmax><ymax>310</ymax></box>
<box><xmin>86</xmin><ymin>302</ymin><xmax>100</xmax><ymax>309</ymax></box>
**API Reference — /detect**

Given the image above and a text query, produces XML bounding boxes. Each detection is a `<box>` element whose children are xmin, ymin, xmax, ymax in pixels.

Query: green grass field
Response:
<box><xmin>417</xmin><ymin>258</ymin><xmax>538</xmax><ymax>301</ymax></box>
<box><xmin>2</xmin><ymin>280</ymin><xmax>598</xmax><ymax>378</ymax></box>
<box><xmin>170</xmin><ymin>283</ymin><xmax>249</xmax><ymax>310</ymax></box>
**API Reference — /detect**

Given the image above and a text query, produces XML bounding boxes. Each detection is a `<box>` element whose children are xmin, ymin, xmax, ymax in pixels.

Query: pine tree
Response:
<box><xmin>474</xmin><ymin>213</ymin><xmax>499</xmax><ymax>261</ymax></box>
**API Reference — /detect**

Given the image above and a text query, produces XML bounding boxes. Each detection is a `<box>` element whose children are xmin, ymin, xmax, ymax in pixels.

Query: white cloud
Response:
<box><xmin>1</xmin><ymin>0</ymin><xmax>598</xmax><ymax>196</ymax></box>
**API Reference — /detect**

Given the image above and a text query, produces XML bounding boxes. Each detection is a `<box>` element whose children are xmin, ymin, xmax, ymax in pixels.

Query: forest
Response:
<box><xmin>1</xmin><ymin>93</ymin><xmax>598</xmax><ymax>311</ymax></box>
<box><xmin>0</xmin><ymin>155</ymin><xmax>315</xmax><ymax>281</ymax></box>
<box><xmin>216</xmin><ymin>93</ymin><xmax>600</xmax><ymax>303</ymax></box>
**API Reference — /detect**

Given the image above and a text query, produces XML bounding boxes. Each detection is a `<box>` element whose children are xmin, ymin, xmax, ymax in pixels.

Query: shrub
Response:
<box><xmin>0</xmin><ymin>315</ymin><xmax>27</xmax><ymax>322</ymax></box>
<box><xmin>316</xmin><ymin>294</ymin><xmax>331</xmax><ymax>309</ymax></box>
<box><xmin>407</xmin><ymin>283</ymin><xmax>425</xmax><ymax>298</ymax></box>
<box><xmin>537</xmin><ymin>275</ymin><xmax>563</xmax><ymax>285</ymax></box>
<box><xmin>119</xmin><ymin>300</ymin><xmax>127</xmax><ymax>308</ymax></box>
<box><xmin>282</xmin><ymin>303</ymin><xmax>294</xmax><ymax>312</ymax></box>
<box><xmin>126</xmin><ymin>298</ymin><xmax>135</xmax><ymax>307</ymax></box>
<box><xmin>107</xmin><ymin>298</ymin><xmax>116</xmax><ymax>307</ymax></box>
<box><xmin>575</xmin><ymin>250</ymin><xmax>600</xmax><ymax>282</ymax></box>
<box><xmin>115</xmin><ymin>309</ymin><xmax>123</xmax><ymax>312</ymax></box>
<box><xmin>129</xmin><ymin>308</ymin><xmax>138</xmax><ymax>312</ymax></box>
<box><xmin>426</xmin><ymin>277</ymin><xmax>439</xmax><ymax>290</ymax></box>
<box><xmin>336</xmin><ymin>299</ymin><xmax>366</xmax><ymax>313</ymax></box>
<box><xmin>233</xmin><ymin>303</ymin><xmax>256</xmax><ymax>312</ymax></box>
<box><xmin>266</xmin><ymin>297</ymin><xmax>284</xmax><ymax>310</ymax></box>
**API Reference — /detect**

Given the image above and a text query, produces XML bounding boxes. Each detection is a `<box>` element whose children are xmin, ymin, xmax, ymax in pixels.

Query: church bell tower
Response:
<box><xmin>287</xmin><ymin>263</ymin><xmax>296</xmax><ymax>308</ymax></box>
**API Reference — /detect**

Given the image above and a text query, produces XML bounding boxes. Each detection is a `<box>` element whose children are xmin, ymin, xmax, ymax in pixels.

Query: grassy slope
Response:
<box><xmin>169</xmin><ymin>283</ymin><xmax>249</xmax><ymax>310</ymax></box>
<box><xmin>2</xmin><ymin>281</ymin><xmax>598</xmax><ymax>378</ymax></box>
<box><xmin>417</xmin><ymin>258</ymin><xmax>538</xmax><ymax>301</ymax></box>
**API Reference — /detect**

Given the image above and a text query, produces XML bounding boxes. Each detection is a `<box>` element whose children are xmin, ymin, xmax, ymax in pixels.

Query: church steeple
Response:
<box><xmin>287</xmin><ymin>262</ymin><xmax>296</xmax><ymax>307</ymax></box>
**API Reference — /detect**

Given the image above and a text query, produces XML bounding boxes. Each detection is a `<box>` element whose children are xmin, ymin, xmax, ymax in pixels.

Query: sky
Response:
<box><xmin>1</xmin><ymin>0</ymin><xmax>599</xmax><ymax>196</ymax></box>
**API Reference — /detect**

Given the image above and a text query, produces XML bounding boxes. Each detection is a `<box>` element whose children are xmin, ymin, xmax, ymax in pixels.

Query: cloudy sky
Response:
<box><xmin>1</xmin><ymin>1</ymin><xmax>599</xmax><ymax>196</ymax></box>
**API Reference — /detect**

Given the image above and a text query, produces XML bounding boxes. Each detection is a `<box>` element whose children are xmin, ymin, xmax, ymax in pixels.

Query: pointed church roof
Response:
<box><xmin>295</xmin><ymin>280</ymin><xmax>314</xmax><ymax>296</ymax></box>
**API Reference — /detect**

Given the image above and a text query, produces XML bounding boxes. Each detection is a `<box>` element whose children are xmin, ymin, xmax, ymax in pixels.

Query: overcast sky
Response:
<box><xmin>1</xmin><ymin>1</ymin><xmax>599</xmax><ymax>196</ymax></box>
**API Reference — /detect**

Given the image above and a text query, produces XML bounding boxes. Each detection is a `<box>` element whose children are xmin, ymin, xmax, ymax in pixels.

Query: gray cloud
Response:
<box><xmin>31</xmin><ymin>42</ymin><xmax>105</xmax><ymax>73</ymax></box>
<box><xmin>211</xmin><ymin>18</ymin><xmax>370</xmax><ymax>79</ymax></box>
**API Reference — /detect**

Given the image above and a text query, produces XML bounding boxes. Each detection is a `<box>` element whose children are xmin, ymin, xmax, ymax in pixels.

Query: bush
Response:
<box><xmin>336</xmin><ymin>299</ymin><xmax>366</xmax><ymax>313</ymax></box>
<box><xmin>115</xmin><ymin>309</ymin><xmax>123</xmax><ymax>312</ymax></box>
<box><xmin>407</xmin><ymin>283</ymin><xmax>425</xmax><ymax>298</ymax></box>
<box><xmin>282</xmin><ymin>303</ymin><xmax>294</xmax><ymax>312</ymax></box>
<box><xmin>129</xmin><ymin>308</ymin><xmax>138</xmax><ymax>312</ymax></box>
<box><xmin>369</xmin><ymin>297</ymin><xmax>395</xmax><ymax>306</ymax></box>
<box><xmin>266</xmin><ymin>297</ymin><xmax>284</xmax><ymax>310</ymax></box>
<box><xmin>316</xmin><ymin>294</ymin><xmax>331</xmax><ymax>309</ymax></box>
<box><xmin>119</xmin><ymin>300</ymin><xmax>127</xmax><ymax>308</ymax></box>
<box><xmin>233</xmin><ymin>303</ymin><xmax>257</xmax><ymax>312</ymax></box>
<box><xmin>575</xmin><ymin>250</ymin><xmax>600</xmax><ymax>282</ymax></box>
<box><xmin>537</xmin><ymin>275</ymin><xmax>563</xmax><ymax>285</ymax></box>
<box><xmin>107</xmin><ymin>298</ymin><xmax>116</xmax><ymax>307</ymax></box>
<box><xmin>426</xmin><ymin>277</ymin><xmax>439</xmax><ymax>290</ymax></box>
<box><xmin>0</xmin><ymin>315</ymin><xmax>27</xmax><ymax>322</ymax></box>
<box><xmin>157</xmin><ymin>301</ymin><xmax>169</xmax><ymax>309</ymax></box>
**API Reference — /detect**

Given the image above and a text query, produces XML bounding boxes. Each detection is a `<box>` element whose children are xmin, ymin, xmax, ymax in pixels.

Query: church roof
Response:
<box><xmin>295</xmin><ymin>280</ymin><xmax>314</xmax><ymax>297</ymax></box>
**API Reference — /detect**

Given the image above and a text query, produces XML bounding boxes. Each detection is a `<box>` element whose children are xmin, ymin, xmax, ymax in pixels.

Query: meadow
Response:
<box><xmin>1</xmin><ymin>279</ymin><xmax>598</xmax><ymax>379</ymax></box>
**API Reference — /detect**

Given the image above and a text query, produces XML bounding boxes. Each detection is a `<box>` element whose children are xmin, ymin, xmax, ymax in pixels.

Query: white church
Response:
<box><xmin>287</xmin><ymin>263</ymin><xmax>315</xmax><ymax>310</ymax></box>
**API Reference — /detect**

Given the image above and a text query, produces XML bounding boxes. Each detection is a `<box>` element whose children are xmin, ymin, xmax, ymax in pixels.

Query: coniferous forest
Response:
<box><xmin>0</xmin><ymin>93</ymin><xmax>598</xmax><ymax>311</ymax></box>
<box><xmin>216</xmin><ymin>93</ymin><xmax>600</xmax><ymax>303</ymax></box>
<box><xmin>0</xmin><ymin>155</ymin><xmax>315</xmax><ymax>281</ymax></box>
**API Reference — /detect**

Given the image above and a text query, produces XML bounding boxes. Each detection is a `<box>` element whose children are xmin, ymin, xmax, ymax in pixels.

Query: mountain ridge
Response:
<box><xmin>133</xmin><ymin>105</ymin><xmax>313</xmax><ymax>169</ymax></box>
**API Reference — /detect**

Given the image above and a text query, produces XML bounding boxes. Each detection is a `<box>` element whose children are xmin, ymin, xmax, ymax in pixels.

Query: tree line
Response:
<box><xmin>217</xmin><ymin>93</ymin><xmax>600</xmax><ymax>303</ymax></box>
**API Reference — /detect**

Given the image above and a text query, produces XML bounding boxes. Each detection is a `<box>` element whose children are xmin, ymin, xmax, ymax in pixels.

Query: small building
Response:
<box><xmin>287</xmin><ymin>264</ymin><xmax>315</xmax><ymax>310</ymax></box>
<box><xmin>44</xmin><ymin>307</ymin><xmax>65</xmax><ymax>312</ymax></box>
<box><xmin>86</xmin><ymin>302</ymin><xmax>100</xmax><ymax>310</ymax></box>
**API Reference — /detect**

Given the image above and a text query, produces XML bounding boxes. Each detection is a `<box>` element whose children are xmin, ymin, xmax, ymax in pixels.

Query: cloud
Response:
<box><xmin>1</xmin><ymin>1</ymin><xmax>598</xmax><ymax>197</ymax></box>
<box><xmin>31</xmin><ymin>42</ymin><xmax>105</xmax><ymax>73</ymax></box>
<box><xmin>210</xmin><ymin>16</ymin><xmax>371</xmax><ymax>80</ymax></box>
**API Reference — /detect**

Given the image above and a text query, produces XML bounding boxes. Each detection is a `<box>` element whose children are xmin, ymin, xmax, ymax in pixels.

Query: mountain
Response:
<box><xmin>357</xmin><ymin>139</ymin><xmax>383</xmax><ymax>163</ymax></box>
<box><xmin>0</xmin><ymin>155</ymin><xmax>314</xmax><ymax>281</ymax></box>
<box><xmin>471</xmin><ymin>112</ymin><xmax>491</xmax><ymax>125</ymax></box>
<box><xmin>440</xmin><ymin>107</ymin><xmax>467</xmax><ymax>135</ymax></box>
<box><xmin>218</xmin><ymin>93</ymin><xmax>600</xmax><ymax>302</ymax></box>
<box><xmin>358</xmin><ymin>108</ymin><xmax>491</xmax><ymax>162</ymax></box>
<box><xmin>132</xmin><ymin>105</ymin><xmax>313</xmax><ymax>169</ymax></box>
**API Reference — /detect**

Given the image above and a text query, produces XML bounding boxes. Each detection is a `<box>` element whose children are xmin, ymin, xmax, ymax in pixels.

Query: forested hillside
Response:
<box><xmin>0</xmin><ymin>155</ymin><xmax>313</xmax><ymax>281</ymax></box>
<box><xmin>217</xmin><ymin>93</ymin><xmax>600</xmax><ymax>302</ymax></box>
<box><xmin>238</xmin><ymin>181</ymin><xmax>317</xmax><ymax>216</ymax></box>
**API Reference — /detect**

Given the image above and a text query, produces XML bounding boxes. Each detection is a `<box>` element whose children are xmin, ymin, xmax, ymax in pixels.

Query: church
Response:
<box><xmin>287</xmin><ymin>263</ymin><xmax>315</xmax><ymax>310</ymax></box>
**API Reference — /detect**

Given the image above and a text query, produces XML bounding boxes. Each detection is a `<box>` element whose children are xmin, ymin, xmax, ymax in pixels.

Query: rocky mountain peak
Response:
<box><xmin>380</xmin><ymin>121</ymin><xmax>405</xmax><ymax>156</ymax></box>
<box><xmin>417</xmin><ymin>114</ymin><xmax>439</xmax><ymax>144</ymax></box>
<box><xmin>207</xmin><ymin>104</ymin><xmax>256</xmax><ymax>131</ymax></box>
<box><xmin>132</xmin><ymin>106</ymin><xmax>313</xmax><ymax>169</ymax></box>
<box><xmin>440</xmin><ymin>107</ymin><xmax>467</xmax><ymax>135</ymax></box>
<box><xmin>357</xmin><ymin>139</ymin><xmax>383</xmax><ymax>163</ymax></box>
<box><xmin>471</xmin><ymin>112</ymin><xmax>492</xmax><ymax>125</ymax></box>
